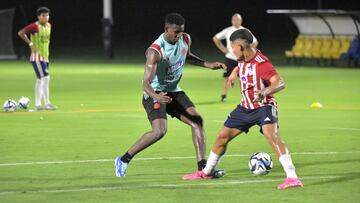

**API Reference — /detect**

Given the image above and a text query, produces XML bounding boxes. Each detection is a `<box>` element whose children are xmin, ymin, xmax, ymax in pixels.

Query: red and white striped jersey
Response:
<box><xmin>237</xmin><ymin>50</ymin><xmax>278</xmax><ymax>110</ymax></box>
<box><xmin>30</xmin><ymin>52</ymin><xmax>48</xmax><ymax>62</ymax></box>
<box><xmin>23</xmin><ymin>22</ymin><xmax>50</xmax><ymax>62</ymax></box>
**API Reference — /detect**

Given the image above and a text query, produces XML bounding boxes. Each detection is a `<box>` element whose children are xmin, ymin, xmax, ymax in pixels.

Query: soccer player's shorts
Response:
<box><xmin>142</xmin><ymin>91</ymin><xmax>195</xmax><ymax>122</ymax></box>
<box><xmin>224</xmin><ymin>105</ymin><xmax>278</xmax><ymax>133</ymax></box>
<box><xmin>223</xmin><ymin>58</ymin><xmax>238</xmax><ymax>78</ymax></box>
<box><xmin>31</xmin><ymin>61</ymin><xmax>49</xmax><ymax>79</ymax></box>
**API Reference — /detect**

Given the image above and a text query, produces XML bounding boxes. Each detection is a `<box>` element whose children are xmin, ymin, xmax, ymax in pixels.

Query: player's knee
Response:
<box><xmin>152</xmin><ymin>127</ymin><xmax>167</xmax><ymax>139</ymax></box>
<box><xmin>188</xmin><ymin>115</ymin><xmax>203</xmax><ymax>128</ymax></box>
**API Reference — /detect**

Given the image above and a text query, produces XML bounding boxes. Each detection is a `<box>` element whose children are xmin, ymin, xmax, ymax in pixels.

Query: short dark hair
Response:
<box><xmin>165</xmin><ymin>13</ymin><xmax>185</xmax><ymax>26</ymax></box>
<box><xmin>36</xmin><ymin>7</ymin><xmax>50</xmax><ymax>16</ymax></box>
<box><xmin>230</xmin><ymin>29</ymin><xmax>253</xmax><ymax>44</ymax></box>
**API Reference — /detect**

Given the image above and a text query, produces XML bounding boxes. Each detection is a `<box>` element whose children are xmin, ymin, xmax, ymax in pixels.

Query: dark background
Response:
<box><xmin>1</xmin><ymin>0</ymin><xmax>359</xmax><ymax>61</ymax></box>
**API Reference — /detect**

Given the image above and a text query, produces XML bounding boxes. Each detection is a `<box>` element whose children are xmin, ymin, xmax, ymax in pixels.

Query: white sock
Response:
<box><xmin>42</xmin><ymin>76</ymin><xmax>50</xmax><ymax>105</ymax></box>
<box><xmin>279</xmin><ymin>154</ymin><xmax>298</xmax><ymax>179</ymax></box>
<box><xmin>203</xmin><ymin>151</ymin><xmax>221</xmax><ymax>175</ymax></box>
<box><xmin>35</xmin><ymin>79</ymin><xmax>43</xmax><ymax>107</ymax></box>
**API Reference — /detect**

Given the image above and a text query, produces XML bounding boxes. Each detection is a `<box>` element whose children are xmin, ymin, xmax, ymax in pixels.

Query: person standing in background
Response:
<box><xmin>18</xmin><ymin>7</ymin><xmax>57</xmax><ymax>111</ymax></box>
<box><xmin>213</xmin><ymin>13</ymin><xmax>258</xmax><ymax>102</ymax></box>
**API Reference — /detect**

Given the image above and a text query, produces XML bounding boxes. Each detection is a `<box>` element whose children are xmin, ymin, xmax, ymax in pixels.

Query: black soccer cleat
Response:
<box><xmin>213</xmin><ymin>169</ymin><xmax>225</xmax><ymax>178</ymax></box>
<box><xmin>221</xmin><ymin>94</ymin><xmax>227</xmax><ymax>102</ymax></box>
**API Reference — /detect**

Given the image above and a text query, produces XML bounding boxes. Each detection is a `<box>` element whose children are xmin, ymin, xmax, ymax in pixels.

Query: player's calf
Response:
<box><xmin>212</xmin><ymin>130</ymin><xmax>233</xmax><ymax>155</ymax></box>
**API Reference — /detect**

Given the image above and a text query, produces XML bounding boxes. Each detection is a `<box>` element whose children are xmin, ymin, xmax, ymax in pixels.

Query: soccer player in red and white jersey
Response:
<box><xmin>18</xmin><ymin>7</ymin><xmax>56</xmax><ymax>111</ymax></box>
<box><xmin>183</xmin><ymin>29</ymin><xmax>303</xmax><ymax>190</ymax></box>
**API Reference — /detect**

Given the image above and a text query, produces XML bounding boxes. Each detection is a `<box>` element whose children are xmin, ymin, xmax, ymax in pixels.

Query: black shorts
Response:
<box><xmin>224</xmin><ymin>105</ymin><xmax>278</xmax><ymax>133</ymax></box>
<box><xmin>142</xmin><ymin>91</ymin><xmax>195</xmax><ymax>122</ymax></box>
<box><xmin>223</xmin><ymin>58</ymin><xmax>238</xmax><ymax>78</ymax></box>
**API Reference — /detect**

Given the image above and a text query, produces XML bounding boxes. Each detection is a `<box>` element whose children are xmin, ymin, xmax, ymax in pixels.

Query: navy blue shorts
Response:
<box><xmin>224</xmin><ymin>105</ymin><xmax>278</xmax><ymax>133</ymax></box>
<box><xmin>31</xmin><ymin>61</ymin><xmax>49</xmax><ymax>79</ymax></box>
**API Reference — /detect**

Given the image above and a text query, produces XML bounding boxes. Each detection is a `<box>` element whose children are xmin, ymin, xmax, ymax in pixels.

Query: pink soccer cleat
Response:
<box><xmin>182</xmin><ymin>170</ymin><xmax>213</xmax><ymax>180</ymax></box>
<box><xmin>278</xmin><ymin>178</ymin><xmax>304</xmax><ymax>190</ymax></box>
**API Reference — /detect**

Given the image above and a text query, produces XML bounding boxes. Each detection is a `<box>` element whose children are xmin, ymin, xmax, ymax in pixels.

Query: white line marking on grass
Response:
<box><xmin>324</xmin><ymin>127</ymin><xmax>360</xmax><ymax>131</ymax></box>
<box><xmin>0</xmin><ymin>159</ymin><xmax>111</xmax><ymax>166</ymax></box>
<box><xmin>0</xmin><ymin>151</ymin><xmax>359</xmax><ymax>167</ymax></box>
<box><xmin>0</xmin><ymin>175</ymin><xmax>340</xmax><ymax>196</ymax></box>
<box><xmin>211</xmin><ymin>119</ymin><xmax>225</xmax><ymax>123</ymax></box>
<box><xmin>73</xmin><ymin>108</ymin><xmax>143</xmax><ymax>113</ymax></box>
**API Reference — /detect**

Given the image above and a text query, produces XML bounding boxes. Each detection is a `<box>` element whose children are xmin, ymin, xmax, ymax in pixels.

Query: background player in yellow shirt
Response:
<box><xmin>18</xmin><ymin>7</ymin><xmax>56</xmax><ymax>111</ymax></box>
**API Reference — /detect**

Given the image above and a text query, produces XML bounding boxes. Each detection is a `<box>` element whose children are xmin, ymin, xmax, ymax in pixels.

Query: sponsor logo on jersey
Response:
<box><xmin>240</xmin><ymin>75</ymin><xmax>247</xmax><ymax>82</ymax></box>
<box><xmin>167</xmin><ymin>60</ymin><xmax>185</xmax><ymax>74</ymax></box>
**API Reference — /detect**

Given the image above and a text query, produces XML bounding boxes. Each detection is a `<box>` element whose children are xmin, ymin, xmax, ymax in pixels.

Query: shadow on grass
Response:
<box><xmin>224</xmin><ymin>158</ymin><xmax>360</xmax><ymax>179</ymax></box>
<box><xmin>295</xmin><ymin>158</ymin><xmax>360</xmax><ymax>169</ymax></box>
<box><xmin>307</xmin><ymin>172</ymin><xmax>360</xmax><ymax>187</ymax></box>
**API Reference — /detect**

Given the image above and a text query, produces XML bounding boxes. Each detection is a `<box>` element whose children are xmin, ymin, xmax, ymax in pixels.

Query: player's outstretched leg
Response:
<box><xmin>179</xmin><ymin>107</ymin><xmax>207</xmax><ymax>171</ymax></box>
<box><xmin>115</xmin><ymin>119</ymin><xmax>167</xmax><ymax>177</ymax></box>
<box><xmin>261</xmin><ymin>124</ymin><xmax>304</xmax><ymax>189</ymax></box>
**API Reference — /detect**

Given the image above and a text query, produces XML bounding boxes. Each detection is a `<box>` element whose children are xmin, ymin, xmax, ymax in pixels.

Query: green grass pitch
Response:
<box><xmin>0</xmin><ymin>61</ymin><xmax>359</xmax><ymax>202</ymax></box>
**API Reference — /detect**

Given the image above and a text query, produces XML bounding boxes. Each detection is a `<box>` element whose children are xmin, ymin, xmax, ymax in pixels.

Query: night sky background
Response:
<box><xmin>1</xmin><ymin>0</ymin><xmax>359</xmax><ymax>60</ymax></box>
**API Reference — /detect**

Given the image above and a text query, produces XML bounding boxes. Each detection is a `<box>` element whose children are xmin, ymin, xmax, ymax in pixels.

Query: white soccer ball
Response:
<box><xmin>18</xmin><ymin>96</ymin><xmax>30</xmax><ymax>109</ymax></box>
<box><xmin>248</xmin><ymin>152</ymin><xmax>273</xmax><ymax>175</ymax></box>
<box><xmin>3</xmin><ymin>99</ymin><xmax>17</xmax><ymax>112</ymax></box>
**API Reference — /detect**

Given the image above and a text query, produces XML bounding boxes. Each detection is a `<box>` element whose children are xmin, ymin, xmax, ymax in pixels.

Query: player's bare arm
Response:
<box><xmin>184</xmin><ymin>34</ymin><xmax>226</xmax><ymax>70</ymax></box>
<box><xmin>227</xmin><ymin>66</ymin><xmax>239</xmax><ymax>87</ymax></box>
<box><xmin>187</xmin><ymin>52</ymin><xmax>226</xmax><ymax>70</ymax></box>
<box><xmin>18</xmin><ymin>28</ymin><xmax>35</xmax><ymax>53</ymax></box>
<box><xmin>143</xmin><ymin>48</ymin><xmax>172</xmax><ymax>104</ymax></box>
<box><xmin>253</xmin><ymin>74</ymin><xmax>285</xmax><ymax>102</ymax></box>
<box><xmin>212</xmin><ymin>36</ymin><xmax>228</xmax><ymax>54</ymax></box>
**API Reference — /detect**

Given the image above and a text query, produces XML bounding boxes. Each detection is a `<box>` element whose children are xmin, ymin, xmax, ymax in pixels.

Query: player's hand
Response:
<box><xmin>253</xmin><ymin>90</ymin><xmax>267</xmax><ymax>102</ymax></box>
<box><xmin>155</xmin><ymin>92</ymin><xmax>172</xmax><ymax>104</ymax></box>
<box><xmin>227</xmin><ymin>75</ymin><xmax>236</xmax><ymax>88</ymax></box>
<box><xmin>29</xmin><ymin>43</ymin><xmax>36</xmax><ymax>53</ymax></box>
<box><xmin>205</xmin><ymin>62</ymin><xmax>227</xmax><ymax>70</ymax></box>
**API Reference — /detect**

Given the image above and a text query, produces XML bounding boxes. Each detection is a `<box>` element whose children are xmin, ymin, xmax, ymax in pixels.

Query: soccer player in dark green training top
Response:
<box><xmin>115</xmin><ymin>13</ymin><xmax>226</xmax><ymax>177</ymax></box>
